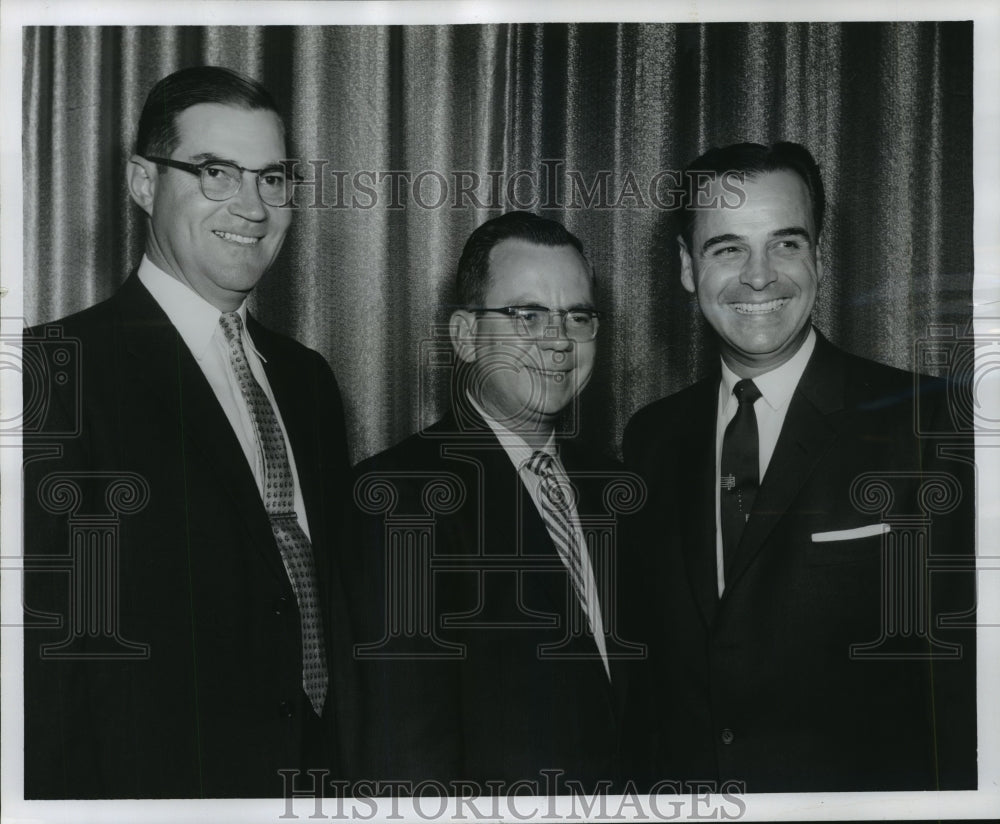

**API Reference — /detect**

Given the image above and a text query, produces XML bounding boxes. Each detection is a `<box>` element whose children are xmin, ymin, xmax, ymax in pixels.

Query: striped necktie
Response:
<box><xmin>219</xmin><ymin>312</ymin><xmax>328</xmax><ymax>716</ymax></box>
<box><xmin>523</xmin><ymin>450</ymin><xmax>606</xmax><ymax>651</ymax></box>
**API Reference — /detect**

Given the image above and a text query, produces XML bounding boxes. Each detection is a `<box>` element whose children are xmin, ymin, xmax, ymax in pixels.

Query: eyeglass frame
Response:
<box><xmin>141</xmin><ymin>156</ymin><xmax>295</xmax><ymax>207</ymax></box>
<box><xmin>470</xmin><ymin>305</ymin><xmax>604</xmax><ymax>341</ymax></box>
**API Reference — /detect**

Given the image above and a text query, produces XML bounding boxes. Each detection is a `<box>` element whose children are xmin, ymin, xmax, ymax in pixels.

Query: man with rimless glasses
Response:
<box><xmin>23</xmin><ymin>66</ymin><xmax>354</xmax><ymax>798</ymax></box>
<box><xmin>347</xmin><ymin>211</ymin><xmax>636</xmax><ymax>793</ymax></box>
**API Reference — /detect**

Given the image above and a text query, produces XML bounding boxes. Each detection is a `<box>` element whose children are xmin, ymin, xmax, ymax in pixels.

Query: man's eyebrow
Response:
<box><xmin>187</xmin><ymin>152</ymin><xmax>231</xmax><ymax>164</ymax></box>
<box><xmin>700</xmin><ymin>233</ymin><xmax>743</xmax><ymax>254</ymax></box>
<box><xmin>700</xmin><ymin>227</ymin><xmax>813</xmax><ymax>254</ymax></box>
<box><xmin>186</xmin><ymin>152</ymin><xmax>284</xmax><ymax>169</ymax></box>
<box><xmin>504</xmin><ymin>299</ymin><xmax>596</xmax><ymax>311</ymax></box>
<box><xmin>772</xmin><ymin>226</ymin><xmax>812</xmax><ymax>242</ymax></box>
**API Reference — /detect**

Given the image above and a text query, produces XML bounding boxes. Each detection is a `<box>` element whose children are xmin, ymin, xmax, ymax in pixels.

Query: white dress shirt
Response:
<box><xmin>467</xmin><ymin>393</ymin><xmax>611</xmax><ymax>680</ymax></box>
<box><xmin>138</xmin><ymin>256</ymin><xmax>311</xmax><ymax>540</ymax></box>
<box><xmin>714</xmin><ymin>327</ymin><xmax>816</xmax><ymax>595</ymax></box>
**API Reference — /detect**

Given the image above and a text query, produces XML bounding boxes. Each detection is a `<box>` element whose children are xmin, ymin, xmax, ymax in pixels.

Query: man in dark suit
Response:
<box><xmin>623</xmin><ymin>142</ymin><xmax>976</xmax><ymax>792</ymax></box>
<box><xmin>23</xmin><ymin>66</ymin><xmax>354</xmax><ymax>798</ymax></box>
<box><xmin>348</xmin><ymin>212</ymin><xmax>641</xmax><ymax>794</ymax></box>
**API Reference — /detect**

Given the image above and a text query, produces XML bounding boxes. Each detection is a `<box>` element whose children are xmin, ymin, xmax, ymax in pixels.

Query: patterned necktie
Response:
<box><xmin>219</xmin><ymin>312</ymin><xmax>328</xmax><ymax>716</ymax></box>
<box><xmin>720</xmin><ymin>378</ymin><xmax>762</xmax><ymax>578</ymax></box>
<box><xmin>523</xmin><ymin>450</ymin><xmax>598</xmax><ymax>630</ymax></box>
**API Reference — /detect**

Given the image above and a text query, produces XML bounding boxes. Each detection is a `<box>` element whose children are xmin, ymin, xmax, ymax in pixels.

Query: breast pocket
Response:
<box><xmin>805</xmin><ymin>523</ymin><xmax>890</xmax><ymax>566</ymax></box>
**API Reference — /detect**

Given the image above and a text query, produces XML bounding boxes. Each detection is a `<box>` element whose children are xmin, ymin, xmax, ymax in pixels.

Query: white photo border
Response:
<box><xmin>2</xmin><ymin>1</ymin><xmax>997</xmax><ymax>822</ymax></box>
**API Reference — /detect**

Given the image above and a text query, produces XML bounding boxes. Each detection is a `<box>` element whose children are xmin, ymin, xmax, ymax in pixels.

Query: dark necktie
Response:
<box><xmin>219</xmin><ymin>312</ymin><xmax>328</xmax><ymax>716</ymax></box>
<box><xmin>720</xmin><ymin>378</ymin><xmax>762</xmax><ymax>578</ymax></box>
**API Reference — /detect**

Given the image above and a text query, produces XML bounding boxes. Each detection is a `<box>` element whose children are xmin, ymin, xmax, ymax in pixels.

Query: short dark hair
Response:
<box><xmin>455</xmin><ymin>211</ymin><xmax>588</xmax><ymax>308</ymax></box>
<box><xmin>134</xmin><ymin>66</ymin><xmax>283</xmax><ymax>158</ymax></box>
<box><xmin>677</xmin><ymin>141</ymin><xmax>825</xmax><ymax>249</ymax></box>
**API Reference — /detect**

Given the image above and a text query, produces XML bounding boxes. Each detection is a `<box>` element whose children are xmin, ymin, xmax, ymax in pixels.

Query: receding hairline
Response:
<box><xmin>134</xmin><ymin>66</ymin><xmax>286</xmax><ymax>159</ymax></box>
<box><xmin>169</xmin><ymin>102</ymin><xmax>287</xmax><ymax>149</ymax></box>
<box><xmin>481</xmin><ymin>236</ymin><xmax>596</xmax><ymax>296</ymax></box>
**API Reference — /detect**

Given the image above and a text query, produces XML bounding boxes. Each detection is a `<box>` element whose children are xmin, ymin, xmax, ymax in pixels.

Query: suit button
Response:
<box><xmin>721</xmin><ymin>728</ymin><xmax>735</xmax><ymax>745</ymax></box>
<box><xmin>273</xmin><ymin>596</ymin><xmax>289</xmax><ymax>615</ymax></box>
<box><xmin>279</xmin><ymin>701</ymin><xmax>293</xmax><ymax>718</ymax></box>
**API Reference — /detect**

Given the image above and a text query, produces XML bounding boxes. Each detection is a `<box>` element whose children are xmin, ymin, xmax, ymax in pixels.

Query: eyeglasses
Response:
<box><xmin>473</xmin><ymin>305</ymin><xmax>602</xmax><ymax>342</ymax></box>
<box><xmin>143</xmin><ymin>156</ymin><xmax>292</xmax><ymax>207</ymax></box>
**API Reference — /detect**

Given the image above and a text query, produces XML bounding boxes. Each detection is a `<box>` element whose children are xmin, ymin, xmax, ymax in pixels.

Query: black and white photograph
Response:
<box><xmin>2</xmin><ymin>1</ymin><xmax>998</xmax><ymax>821</ymax></box>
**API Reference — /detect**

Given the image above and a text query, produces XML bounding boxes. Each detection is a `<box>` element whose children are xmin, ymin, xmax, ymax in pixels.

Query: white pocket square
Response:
<box><xmin>811</xmin><ymin>523</ymin><xmax>891</xmax><ymax>542</ymax></box>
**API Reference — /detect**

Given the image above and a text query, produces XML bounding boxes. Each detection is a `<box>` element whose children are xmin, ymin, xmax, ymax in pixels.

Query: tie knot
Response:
<box><xmin>524</xmin><ymin>449</ymin><xmax>555</xmax><ymax>476</ymax></box>
<box><xmin>733</xmin><ymin>379</ymin><xmax>761</xmax><ymax>406</ymax></box>
<box><xmin>219</xmin><ymin>311</ymin><xmax>243</xmax><ymax>342</ymax></box>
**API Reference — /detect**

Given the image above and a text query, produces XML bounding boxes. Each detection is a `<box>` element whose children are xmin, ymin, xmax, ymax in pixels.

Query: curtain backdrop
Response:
<box><xmin>22</xmin><ymin>23</ymin><xmax>973</xmax><ymax>464</ymax></box>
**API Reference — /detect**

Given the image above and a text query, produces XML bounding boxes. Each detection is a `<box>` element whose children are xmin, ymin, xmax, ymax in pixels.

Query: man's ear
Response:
<box><xmin>449</xmin><ymin>309</ymin><xmax>478</xmax><ymax>364</ymax></box>
<box><xmin>678</xmin><ymin>235</ymin><xmax>696</xmax><ymax>294</ymax></box>
<box><xmin>815</xmin><ymin>242</ymin><xmax>825</xmax><ymax>282</ymax></box>
<box><xmin>126</xmin><ymin>155</ymin><xmax>157</xmax><ymax>217</ymax></box>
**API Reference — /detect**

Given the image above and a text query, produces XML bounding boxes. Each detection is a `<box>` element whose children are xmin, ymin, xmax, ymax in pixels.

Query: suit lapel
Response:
<box><xmin>723</xmin><ymin>333</ymin><xmax>846</xmax><ymax>593</ymax></box>
<box><xmin>116</xmin><ymin>276</ymin><xmax>288</xmax><ymax>584</ymax></box>
<box><xmin>671</xmin><ymin>379</ymin><xmax>721</xmax><ymax>628</ymax></box>
<box><xmin>455</xmin><ymin>416</ymin><xmax>612</xmax><ymax>676</ymax></box>
<box><xmin>558</xmin><ymin>443</ymin><xmax>634</xmax><ymax>691</ymax></box>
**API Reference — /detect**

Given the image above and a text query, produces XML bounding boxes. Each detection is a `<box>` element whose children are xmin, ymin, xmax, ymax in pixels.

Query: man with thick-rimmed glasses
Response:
<box><xmin>23</xmin><ymin>66</ymin><xmax>355</xmax><ymax>798</ymax></box>
<box><xmin>347</xmin><ymin>211</ymin><xmax>640</xmax><ymax>794</ymax></box>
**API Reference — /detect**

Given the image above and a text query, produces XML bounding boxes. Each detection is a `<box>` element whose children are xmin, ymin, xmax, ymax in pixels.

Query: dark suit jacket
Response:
<box><xmin>622</xmin><ymin>331</ymin><xmax>976</xmax><ymax>792</ymax></box>
<box><xmin>23</xmin><ymin>275</ymin><xmax>357</xmax><ymax>798</ymax></box>
<box><xmin>346</xmin><ymin>407</ymin><xmax>642</xmax><ymax>793</ymax></box>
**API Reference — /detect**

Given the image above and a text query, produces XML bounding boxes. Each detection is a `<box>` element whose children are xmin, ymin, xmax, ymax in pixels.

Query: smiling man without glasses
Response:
<box><xmin>623</xmin><ymin>142</ymin><xmax>976</xmax><ymax>792</ymax></box>
<box><xmin>23</xmin><ymin>66</ymin><xmax>353</xmax><ymax>798</ymax></box>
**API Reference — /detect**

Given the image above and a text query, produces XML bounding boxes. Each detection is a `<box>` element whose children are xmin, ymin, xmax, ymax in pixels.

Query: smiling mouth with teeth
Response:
<box><xmin>730</xmin><ymin>298</ymin><xmax>790</xmax><ymax>314</ymax></box>
<box><xmin>213</xmin><ymin>230</ymin><xmax>260</xmax><ymax>246</ymax></box>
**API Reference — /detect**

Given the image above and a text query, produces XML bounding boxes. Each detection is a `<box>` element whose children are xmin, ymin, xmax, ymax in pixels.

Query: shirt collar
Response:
<box><xmin>137</xmin><ymin>256</ymin><xmax>260</xmax><ymax>362</ymax></box>
<box><xmin>464</xmin><ymin>391</ymin><xmax>556</xmax><ymax>469</ymax></box>
<box><xmin>720</xmin><ymin>326</ymin><xmax>817</xmax><ymax>412</ymax></box>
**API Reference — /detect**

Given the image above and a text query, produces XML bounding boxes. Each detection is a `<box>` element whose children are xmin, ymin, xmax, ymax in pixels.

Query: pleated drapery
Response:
<box><xmin>22</xmin><ymin>23</ymin><xmax>973</xmax><ymax>463</ymax></box>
